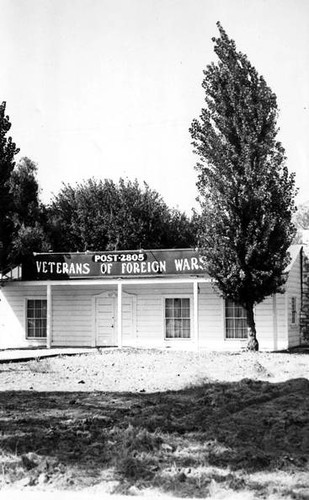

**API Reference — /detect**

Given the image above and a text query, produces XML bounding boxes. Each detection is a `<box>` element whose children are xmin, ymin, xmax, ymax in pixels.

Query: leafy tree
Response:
<box><xmin>0</xmin><ymin>102</ymin><xmax>20</xmax><ymax>271</ymax></box>
<box><xmin>169</xmin><ymin>208</ymin><xmax>199</xmax><ymax>249</ymax></box>
<box><xmin>47</xmin><ymin>179</ymin><xmax>111</xmax><ymax>251</ymax></box>
<box><xmin>189</xmin><ymin>23</ymin><xmax>297</xmax><ymax>350</ymax></box>
<box><xmin>10</xmin><ymin>157</ymin><xmax>40</xmax><ymax>226</ymax></box>
<box><xmin>10</xmin><ymin>223</ymin><xmax>50</xmax><ymax>263</ymax></box>
<box><xmin>8</xmin><ymin>157</ymin><xmax>50</xmax><ymax>264</ymax></box>
<box><xmin>47</xmin><ymin>178</ymin><xmax>196</xmax><ymax>251</ymax></box>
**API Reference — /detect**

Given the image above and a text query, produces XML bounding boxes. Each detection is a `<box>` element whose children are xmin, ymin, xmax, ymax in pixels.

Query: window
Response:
<box><xmin>225</xmin><ymin>300</ymin><xmax>248</xmax><ymax>339</ymax></box>
<box><xmin>27</xmin><ymin>299</ymin><xmax>47</xmax><ymax>338</ymax></box>
<box><xmin>165</xmin><ymin>298</ymin><xmax>190</xmax><ymax>339</ymax></box>
<box><xmin>291</xmin><ymin>297</ymin><xmax>297</xmax><ymax>325</ymax></box>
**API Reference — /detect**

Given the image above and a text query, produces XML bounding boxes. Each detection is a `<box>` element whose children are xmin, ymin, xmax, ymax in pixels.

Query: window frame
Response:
<box><xmin>163</xmin><ymin>295</ymin><xmax>192</xmax><ymax>341</ymax></box>
<box><xmin>225</xmin><ymin>299</ymin><xmax>248</xmax><ymax>340</ymax></box>
<box><xmin>25</xmin><ymin>297</ymin><xmax>47</xmax><ymax>340</ymax></box>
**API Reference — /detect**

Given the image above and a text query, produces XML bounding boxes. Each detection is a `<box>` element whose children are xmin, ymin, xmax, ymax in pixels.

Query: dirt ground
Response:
<box><xmin>0</xmin><ymin>348</ymin><xmax>309</xmax><ymax>499</ymax></box>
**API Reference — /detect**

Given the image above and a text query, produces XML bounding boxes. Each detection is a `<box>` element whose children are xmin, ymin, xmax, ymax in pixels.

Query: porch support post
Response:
<box><xmin>46</xmin><ymin>283</ymin><xmax>52</xmax><ymax>349</ymax></box>
<box><xmin>193</xmin><ymin>280</ymin><xmax>199</xmax><ymax>349</ymax></box>
<box><xmin>117</xmin><ymin>281</ymin><xmax>123</xmax><ymax>348</ymax></box>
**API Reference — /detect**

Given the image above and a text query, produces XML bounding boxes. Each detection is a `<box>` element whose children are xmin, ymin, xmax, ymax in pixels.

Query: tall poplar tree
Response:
<box><xmin>0</xmin><ymin>102</ymin><xmax>20</xmax><ymax>271</ymax></box>
<box><xmin>190</xmin><ymin>23</ymin><xmax>297</xmax><ymax>350</ymax></box>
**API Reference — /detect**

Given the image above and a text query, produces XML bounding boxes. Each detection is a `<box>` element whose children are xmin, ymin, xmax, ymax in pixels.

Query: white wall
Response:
<box><xmin>286</xmin><ymin>252</ymin><xmax>302</xmax><ymax>347</ymax></box>
<box><xmin>125</xmin><ymin>283</ymin><xmax>194</xmax><ymax>348</ymax></box>
<box><xmin>51</xmin><ymin>285</ymin><xmax>99</xmax><ymax>347</ymax></box>
<box><xmin>0</xmin><ymin>284</ymin><xmax>47</xmax><ymax>348</ymax></box>
<box><xmin>0</xmin><ymin>266</ymin><xmax>301</xmax><ymax>351</ymax></box>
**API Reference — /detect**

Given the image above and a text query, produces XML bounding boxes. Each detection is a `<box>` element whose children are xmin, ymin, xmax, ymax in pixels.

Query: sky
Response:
<box><xmin>0</xmin><ymin>0</ymin><xmax>308</xmax><ymax>214</ymax></box>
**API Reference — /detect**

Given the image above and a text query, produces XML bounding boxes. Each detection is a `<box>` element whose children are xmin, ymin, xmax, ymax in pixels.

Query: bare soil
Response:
<box><xmin>0</xmin><ymin>348</ymin><xmax>309</xmax><ymax>499</ymax></box>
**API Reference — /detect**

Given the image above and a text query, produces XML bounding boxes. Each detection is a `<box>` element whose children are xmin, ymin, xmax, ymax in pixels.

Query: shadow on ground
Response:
<box><xmin>1</xmin><ymin>378</ymin><xmax>309</xmax><ymax>496</ymax></box>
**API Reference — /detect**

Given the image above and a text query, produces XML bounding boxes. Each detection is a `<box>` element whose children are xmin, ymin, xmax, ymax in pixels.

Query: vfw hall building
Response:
<box><xmin>0</xmin><ymin>246</ymin><xmax>305</xmax><ymax>351</ymax></box>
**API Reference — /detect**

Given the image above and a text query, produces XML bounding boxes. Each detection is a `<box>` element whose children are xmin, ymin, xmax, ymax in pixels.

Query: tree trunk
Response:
<box><xmin>246</xmin><ymin>304</ymin><xmax>259</xmax><ymax>351</ymax></box>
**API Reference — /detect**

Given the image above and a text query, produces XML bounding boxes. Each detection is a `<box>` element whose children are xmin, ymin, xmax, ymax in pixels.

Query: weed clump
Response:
<box><xmin>111</xmin><ymin>425</ymin><xmax>162</xmax><ymax>482</ymax></box>
<box><xmin>28</xmin><ymin>358</ymin><xmax>52</xmax><ymax>373</ymax></box>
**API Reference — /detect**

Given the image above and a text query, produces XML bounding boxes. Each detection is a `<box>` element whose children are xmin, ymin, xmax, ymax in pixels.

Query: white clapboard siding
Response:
<box><xmin>274</xmin><ymin>293</ymin><xmax>288</xmax><ymax>350</ymax></box>
<box><xmin>198</xmin><ymin>283</ymin><xmax>224</xmax><ymax>346</ymax></box>
<box><xmin>51</xmin><ymin>286</ymin><xmax>99</xmax><ymax>346</ymax></box>
<box><xmin>124</xmin><ymin>283</ymin><xmax>194</xmax><ymax>346</ymax></box>
<box><xmin>285</xmin><ymin>251</ymin><xmax>302</xmax><ymax>347</ymax></box>
<box><xmin>255</xmin><ymin>297</ymin><xmax>280</xmax><ymax>351</ymax></box>
<box><xmin>0</xmin><ymin>284</ymin><xmax>47</xmax><ymax>348</ymax></box>
<box><xmin>120</xmin><ymin>296</ymin><xmax>135</xmax><ymax>344</ymax></box>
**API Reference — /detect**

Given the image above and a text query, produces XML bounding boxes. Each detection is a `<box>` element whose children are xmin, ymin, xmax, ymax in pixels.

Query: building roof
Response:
<box><xmin>285</xmin><ymin>245</ymin><xmax>303</xmax><ymax>273</ymax></box>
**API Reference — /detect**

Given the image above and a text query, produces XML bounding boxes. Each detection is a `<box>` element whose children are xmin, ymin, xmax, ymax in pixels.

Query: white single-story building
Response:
<box><xmin>0</xmin><ymin>246</ymin><xmax>305</xmax><ymax>351</ymax></box>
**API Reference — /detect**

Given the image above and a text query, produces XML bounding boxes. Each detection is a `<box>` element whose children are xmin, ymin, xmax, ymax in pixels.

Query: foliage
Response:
<box><xmin>8</xmin><ymin>157</ymin><xmax>50</xmax><ymax>265</ymax></box>
<box><xmin>189</xmin><ymin>23</ymin><xmax>297</xmax><ymax>349</ymax></box>
<box><xmin>9</xmin><ymin>157</ymin><xmax>40</xmax><ymax>226</ymax></box>
<box><xmin>0</xmin><ymin>107</ymin><xmax>49</xmax><ymax>271</ymax></box>
<box><xmin>0</xmin><ymin>101</ymin><xmax>20</xmax><ymax>270</ymax></box>
<box><xmin>47</xmin><ymin>178</ymin><xmax>197</xmax><ymax>251</ymax></box>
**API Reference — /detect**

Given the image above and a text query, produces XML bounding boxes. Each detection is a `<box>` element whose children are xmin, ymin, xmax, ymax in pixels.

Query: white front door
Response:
<box><xmin>96</xmin><ymin>296</ymin><xmax>117</xmax><ymax>346</ymax></box>
<box><xmin>95</xmin><ymin>294</ymin><xmax>134</xmax><ymax>346</ymax></box>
